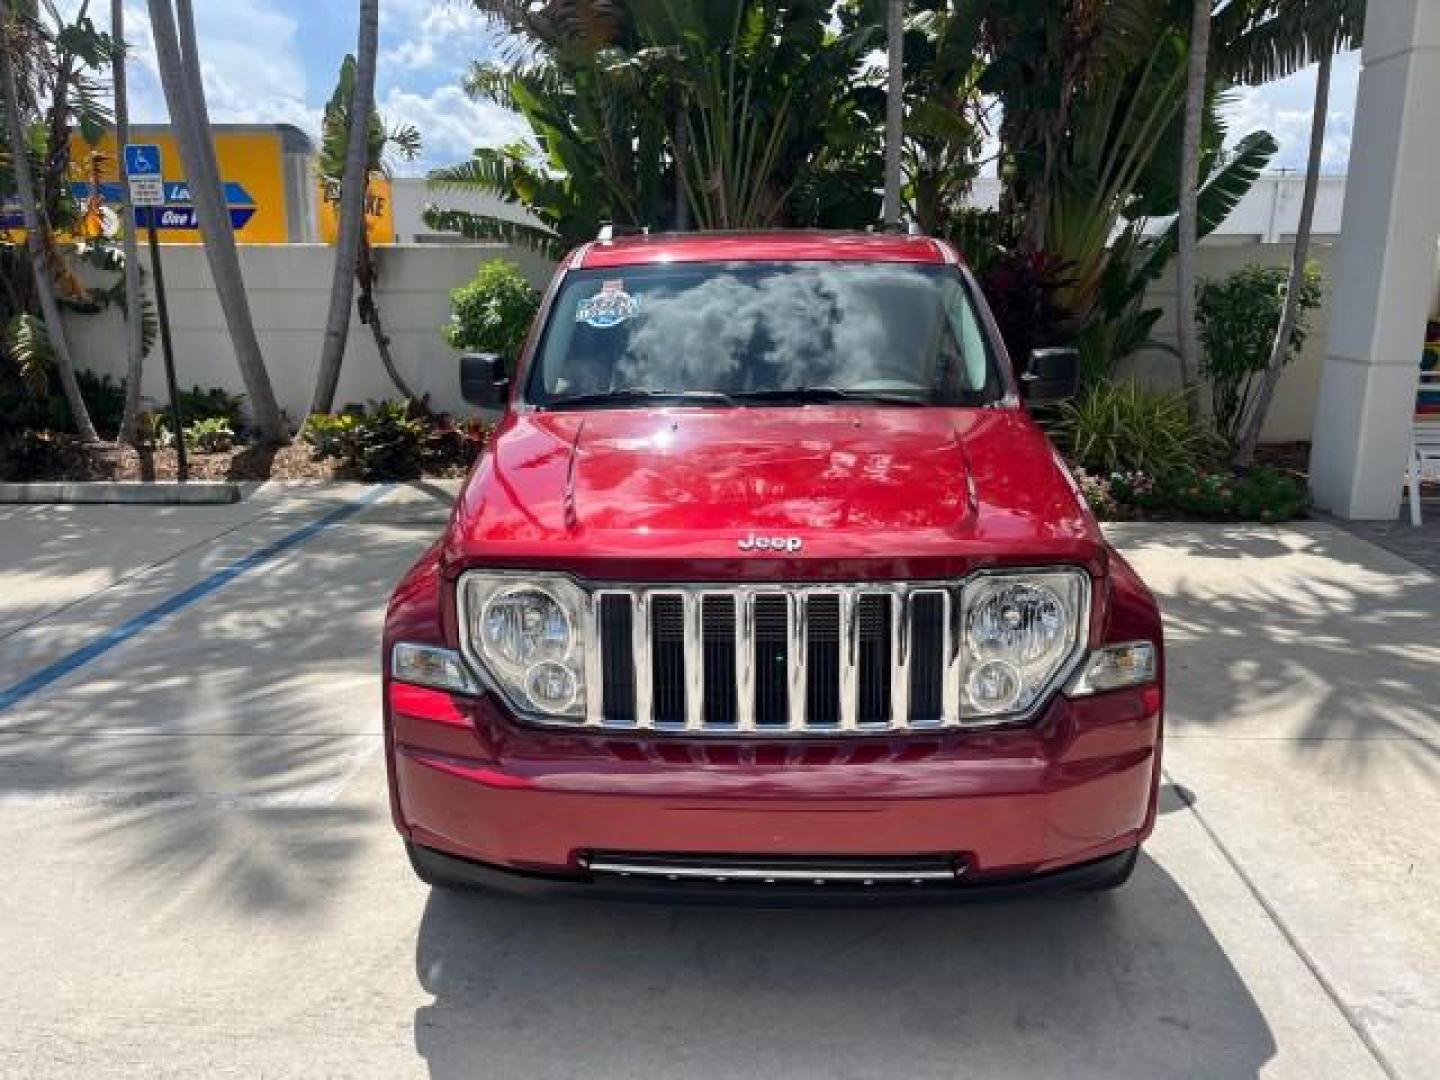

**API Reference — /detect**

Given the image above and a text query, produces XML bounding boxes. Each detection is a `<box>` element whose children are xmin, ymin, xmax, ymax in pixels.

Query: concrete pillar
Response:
<box><xmin>1309</xmin><ymin>0</ymin><xmax>1440</xmax><ymax>519</ymax></box>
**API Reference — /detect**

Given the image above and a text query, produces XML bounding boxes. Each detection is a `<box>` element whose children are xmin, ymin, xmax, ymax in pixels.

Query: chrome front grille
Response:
<box><xmin>584</xmin><ymin>584</ymin><xmax>962</xmax><ymax>734</ymax></box>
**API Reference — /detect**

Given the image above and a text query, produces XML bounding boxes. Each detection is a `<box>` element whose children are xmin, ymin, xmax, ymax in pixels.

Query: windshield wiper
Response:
<box><xmin>542</xmin><ymin>387</ymin><xmax>736</xmax><ymax>410</ymax></box>
<box><xmin>731</xmin><ymin>386</ymin><xmax>930</xmax><ymax>407</ymax></box>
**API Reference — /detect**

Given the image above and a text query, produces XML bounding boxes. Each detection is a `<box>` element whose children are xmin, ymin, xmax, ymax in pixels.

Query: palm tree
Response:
<box><xmin>883</xmin><ymin>0</ymin><xmax>904</xmax><ymax>229</ymax></box>
<box><xmin>0</xmin><ymin>4</ymin><xmax>100</xmax><ymax>442</ymax></box>
<box><xmin>310</xmin><ymin>50</ymin><xmax>425</xmax><ymax>415</ymax></box>
<box><xmin>145</xmin><ymin>0</ymin><xmax>288</xmax><ymax>444</ymax></box>
<box><xmin>1175</xmin><ymin>0</ymin><xmax>1212</xmax><ymax>422</ymax></box>
<box><xmin>312</xmin><ymin>0</ymin><xmax>378</xmax><ymax>416</ymax></box>
<box><xmin>1230</xmin><ymin>0</ymin><xmax>1364</xmax><ymax>466</ymax></box>
<box><xmin>111</xmin><ymin>0</ymin><xmax>145</xmax><ymax>444</ymax></box>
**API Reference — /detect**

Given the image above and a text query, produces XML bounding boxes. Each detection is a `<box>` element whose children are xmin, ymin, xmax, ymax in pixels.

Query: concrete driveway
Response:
<box><xmin>0</xmin><ymin>485</ymin><xmax>1434</xmax><ymax>1079</ymax></box>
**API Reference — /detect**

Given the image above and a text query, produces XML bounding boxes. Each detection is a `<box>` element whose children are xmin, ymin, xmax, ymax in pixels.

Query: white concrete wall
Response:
<box><xmin>62</xmin><ymin>235</ymin><xmax>1353</xmax><ymax>443</ymax></box>
<box><xmin>63</xmin><ymin>243</ymin><xmax>555</xmax><ymax>423</ymax></box>
<box><xmin>967</xmin><ymin>173</ymin><xmax>1348</xmax><ymax>242</ymax></box>
<box><xmin>1123</xmin><ymin>240</ymin><xmax>1341</xmax><ymax>443</ymax></box>
<box><xmin>390</xmin><ymin>178</ymin><xmax>539</xmax><ymax>244</ymax></box>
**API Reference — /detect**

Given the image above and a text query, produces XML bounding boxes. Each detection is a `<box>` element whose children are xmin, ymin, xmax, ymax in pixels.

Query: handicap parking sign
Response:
<box><xmin>124</xmin><ymin>143</ymin><xmax>162</xmax><ymax>177</ymax></box>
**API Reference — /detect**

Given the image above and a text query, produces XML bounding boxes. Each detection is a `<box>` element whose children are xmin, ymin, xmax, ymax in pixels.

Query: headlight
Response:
<box><xmin>459</xmin><ymin>573</ymin><xmax>588</xmax><ymax>719</ymax></box>
<box><xmin>960</xmin><ymin>569</ymin><xmax>1088</xmax><ymax>719</ymax></box>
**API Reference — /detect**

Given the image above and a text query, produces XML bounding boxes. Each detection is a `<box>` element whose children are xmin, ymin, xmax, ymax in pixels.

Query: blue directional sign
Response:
<box><xmin>69</xmin><ymin>180</ymin><xmax>259</xmax><ymax>232</ymax></box>
<box><xmin>124</xmin><ymin>143</ymin><xmax>163</xmax><ymax>177</ymax></box>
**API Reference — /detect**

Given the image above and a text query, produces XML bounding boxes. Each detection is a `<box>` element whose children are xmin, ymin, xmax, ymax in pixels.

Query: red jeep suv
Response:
<box><xmin>383</xmin><ymin>231</ymin><xmax>1163</xmax><ymax>900</ymax></box>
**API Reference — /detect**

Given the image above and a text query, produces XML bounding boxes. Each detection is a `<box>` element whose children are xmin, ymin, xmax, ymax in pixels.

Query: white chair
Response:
<box><xmin>1410</xmin><ymin>368</ymin><xmax>1440</xmax><ymax>525</ymax></box>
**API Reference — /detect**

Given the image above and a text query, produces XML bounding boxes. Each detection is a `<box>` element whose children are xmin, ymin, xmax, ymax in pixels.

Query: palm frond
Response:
<box><xmin>420</xmin><ymin>206</ymin><xmax>563</xmax><ymax>260</ymax></box>
<box><xmin>5</xmin><ymin>311</ymin><xmax>54</xmax><ymax>394</ymax></box>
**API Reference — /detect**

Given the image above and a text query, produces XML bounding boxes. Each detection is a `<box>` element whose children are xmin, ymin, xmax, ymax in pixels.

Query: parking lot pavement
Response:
<box><xmin>0</xmin><ymin>492</ymin><xmax>1434</xmax><ymax>1078</ymax></box>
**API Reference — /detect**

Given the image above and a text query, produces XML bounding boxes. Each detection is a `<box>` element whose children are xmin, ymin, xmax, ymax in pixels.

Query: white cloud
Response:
<box><xmin>379</xmin><ymin>0</ymin><xmax>501</xmax><ymax>76</ymax></box>
<box><xmin>1222</xmin><ymin>50</ymin><xmax>1360</xmax><ymax>174</ymax></box>
<box><xmin>100</xmin><ymin>2</ymin><xmax>319</xmax><ymax>144</ymax></box>
<box><xmin>90</xmin><ymin>1</ymin><xmax>520</xmax><ymax>176</ymax></box>
<box><xmin>378</xmin><ymin>85</ymin><xmax>527</xmax><ymax>175</ymax></box>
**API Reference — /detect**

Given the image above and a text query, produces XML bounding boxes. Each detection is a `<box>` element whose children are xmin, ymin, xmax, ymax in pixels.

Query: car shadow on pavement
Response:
<box><xmin>411</xmin><ymin>854</ymin><xmax>1274</xmax><ymax>1080</ymax></box>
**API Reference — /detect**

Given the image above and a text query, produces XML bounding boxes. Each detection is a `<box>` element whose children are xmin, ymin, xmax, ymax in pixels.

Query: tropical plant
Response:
<box><xmin>427</xmin><ymin>0</ymin><xmax>663</xmax><ymax>257</ymax></box>
<box><xmin>978</xmin><ymin>251</ymin><xmax>1073</xmax><ymax>380</ymax></box>
<box><xmin>1197</xmin><ymin>261</ymin><xmax>1322</xmax><ymax>444</ymax></box>
<box><xmin>976</xmin><ymin>0</ymin><xmax>1277</xmax><ymax>382</ymax></box>
<box><xmin>145</xmin><ymin>0</ymin><xmax>286</xmax><ymax>444</ymax></box>
<box><xmin>182</xmin><ymin>415</ymin><xmax>234</xmax><ymax>453</ymax></box>
<box><xmin>444</xmin><ymin>259</ymin><xmax>540</xmax><ymax>369</ymax></box>
<box><xmin>310</xmin><ymin>47</ymin><xmax>424</xmax><ymax>415</ymax></box>
<box><xmin>900</xmin><ymin>1</ymin><xmax>992</xmax><ymax>237</ymax></box>
<box><xmin>301</xmin><ymin>410</ymin><xmax>362</xmax><ymax>459</ymax></box>
<box><xmin>1226</xmin><ymin>0</ymin><xmax>1364</xmax><ymax>465</ymax></box>
<box><xmin>0</xmin><ymin>0</ymin><xmax>110</xmax><ymax>442</ymax></box>
<box><xmin>1055</xmin><ymin>380</ymin><xmax>1218</xmax><ymax>476</ymax></box>
<box><xmin>344</xmin><ymin>400</ymin><xmax>430</xmax><ymax>480</ymax></box>
<box><xmin>429</xmin><ymin>0</ymin><xmax>883</xmax><ymax>253</ymax></box>
<box><xmin>175</xmin><ymin>383</ymin><xmax>246</xmax><ymax>428</ymax></box>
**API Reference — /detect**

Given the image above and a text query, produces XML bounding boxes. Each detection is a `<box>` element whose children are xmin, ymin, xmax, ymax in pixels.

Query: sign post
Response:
<box><xmin>125</xmin><ymin>144</ymin><xmax>186</xmax><ymax>482</ymax></box>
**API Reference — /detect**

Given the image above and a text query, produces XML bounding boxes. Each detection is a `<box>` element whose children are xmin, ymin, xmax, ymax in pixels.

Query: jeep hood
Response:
<box><xmin>445</xmin><ymin>408</ymin><xmax>1105</xmax><ymax>577</ymax></box>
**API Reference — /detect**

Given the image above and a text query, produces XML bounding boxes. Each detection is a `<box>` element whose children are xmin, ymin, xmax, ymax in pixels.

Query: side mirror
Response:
<box><xmin>1021</xmin><ymin>346</ymin><xmax>1079</xmax><ymax>403</ymax></box>
<box><xmin>460</xmin><ymin>352</ymin><xmax>510</xmax><ymax>409</ymax></box>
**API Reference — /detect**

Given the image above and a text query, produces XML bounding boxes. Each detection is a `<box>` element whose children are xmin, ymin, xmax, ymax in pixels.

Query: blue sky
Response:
<box><xmin>99</xmin><ymin>2</ymin><xmax>1359</xmax><ymax>180</ymax></box>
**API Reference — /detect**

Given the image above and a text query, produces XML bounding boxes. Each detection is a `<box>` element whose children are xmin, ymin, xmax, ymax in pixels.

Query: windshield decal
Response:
<box><xmin>576</xmin><ymin>280</ymin><xmax>639</xmax><ymax>329</ymax></box>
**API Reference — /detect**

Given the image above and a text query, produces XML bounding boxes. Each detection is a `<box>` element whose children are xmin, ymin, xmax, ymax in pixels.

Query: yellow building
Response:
<box><xmin>66</xmin><ymin>123</ymin><xmax>318</xmax><ymax>244</ymax></box>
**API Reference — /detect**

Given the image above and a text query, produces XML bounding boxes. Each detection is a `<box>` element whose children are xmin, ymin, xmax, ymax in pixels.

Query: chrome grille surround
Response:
<box><xmin>458</xmin><ymin>569</ymin><xmax>1092</xmax><ymax>737</ymax></box>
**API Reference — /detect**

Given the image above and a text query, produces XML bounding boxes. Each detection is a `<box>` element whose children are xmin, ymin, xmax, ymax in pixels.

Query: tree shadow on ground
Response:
<box><xmin>411</xmin><ymin>855</ymin><xmax>1275</xmax><ymax>1080</ymax></box>
<box><xmin>0</xmin><ymin>497</ymin><xmax>449</xmax><ymax>919</ymax></box>
<box><xmin>1108</xmin><ymin>522</ymin><xmax>1440</xmax><ymax>782</ymax></box>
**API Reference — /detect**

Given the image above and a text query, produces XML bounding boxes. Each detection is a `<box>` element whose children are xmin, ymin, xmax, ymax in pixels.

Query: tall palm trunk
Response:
<box><xmin>310</xmin><ymin>0</ymin><xmax>379</xmax><ymax>417</ymax></box>
<box><xmin>1175</xmin><ymin>0</ymin><xmax>1210</xmax><ymax>424</ymax></box>
<box><xmin>113</xmin><ymin>0</ymin><xmax>145</xmax><ymax>445</ymax></box>
<box><xmin>1234</xmin><ymin>47</ymin><xmax>1332</xmax><ymax>467</ymax></box>
<box><xmin>0</xmin><ymin>24</ymin><xmax>99</xmax><ymax>443</ymax></box>
<box><xmin>146</xmin><ymin>0</ymin><xmax>288</xmax><ymax>444</ymax></box>
<box><xmin>883</xmin><ymin>0</ymin><xmax>904</xmax><ymax>228</ymax></box>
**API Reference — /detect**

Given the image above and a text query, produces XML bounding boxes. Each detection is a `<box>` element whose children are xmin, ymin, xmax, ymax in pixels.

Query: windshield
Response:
<box><xmin>525</xmin><ymin>261</ymin><xmax>1005</xmax><ymax>409</ymax></box>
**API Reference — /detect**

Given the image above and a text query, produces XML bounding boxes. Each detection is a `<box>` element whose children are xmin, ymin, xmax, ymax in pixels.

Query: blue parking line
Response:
<box><xmin>0</xmin><ymin>486</ymin><xmax>391</xmax><ymax>715</ymax></box>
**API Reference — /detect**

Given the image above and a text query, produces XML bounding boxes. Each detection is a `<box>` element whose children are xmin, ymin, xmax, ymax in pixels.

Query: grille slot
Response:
<box><xmin>701</xmin><ymin>595</ymin><xmax>736</xmax><ymax>726</ymax></box>
<box><xmin>598</xmin><ymin>594</ymin><xmax>635</xmax><ymax>724</ymax></box>
<box><xmin>908</xmin><ymin>592</ymin><xmax>945</xmax><ymax>724</ymax></box>
<box><xmin>753</xmin><ymin>595</ymin><xmax>789</xmax><ymax>727</ymax></box>
<box><xmin>587</xmin><ymin>583</ymin><xmax>997</xmax><ymax>735</ymax></box>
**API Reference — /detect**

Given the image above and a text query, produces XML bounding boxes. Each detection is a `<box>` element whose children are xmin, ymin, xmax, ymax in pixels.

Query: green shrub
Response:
<box><xmin>1099</xmin><ymin>465</ymin><xmax>1308</xmax><ymax>522</ymax></box>
<box><xmin>304</xmin><ymin>402</ymin><xmax>429</xmax><ymax>480</ymax></box>
<box><xmin>1</xmin><ymin>366</ymin><xmax>124</xmax><ymax>438</ymax></box>
<box><xmin>1226</xmin><ymin>466</ymin><xmax>1310</xmax><ymax>521</ymax></box>
<box><xmin>74</xmin><ymin>371</ymin><xmax>126</xmax><ymax>438</ymax></box>
<box><xmin>443</xmin><ymin>259</ymin><xmax>540</xmax><ymax>370</ymax></box>
<box><xmin>183</xmin><ymin>417</ymin><xmax>235</xmax><ymax>453</ymax></box>
<box><xmin>348</xmin><ymin>401</ymin><xmax>430</xmax><ymax>480</ymax></box>
<box><xmin>0</xmin><ymin>430</ymin><xmax>75</xmax><ymax>480</ymax></box>
<box><xmin>426</xmin><ymin>415</ymin><xmax>493</xmax><ymax>470</ymax></box>
<box><xmin>301</xmin><ymin>412</ymin><xmax>362</xmax><ymax>459</ymax></box>
<box><xmin>1055</xmin><ymin>381</ymin><xmax>1217</xmax><ymax>477</ymax></box>
<box><xmin>1197</xmin><ymin>262</ymin><xmax>1322</xmax><ymax>444</ymax></box>
<box><xmin>176</xmin><ymin>385</ymin><xmax>247</xmax><ymax>428</ymax></box>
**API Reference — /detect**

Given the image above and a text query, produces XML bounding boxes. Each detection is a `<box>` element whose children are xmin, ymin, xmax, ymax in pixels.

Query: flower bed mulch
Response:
<box><xmin>0</xmin><ymin>434</ymin><xmax>470</xmax><ymax>483</ymax></box>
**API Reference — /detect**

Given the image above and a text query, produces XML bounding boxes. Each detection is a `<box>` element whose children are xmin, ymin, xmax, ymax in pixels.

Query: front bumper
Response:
<box><xmin>385</xmin><ymin>680</ymin><xmax>1163</xmax><ymax>884</ymax></box>
<box><xmin>408</xmin><ymin>841</ymin><xmax>1139</xmax><ymax>905</ymax></box>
